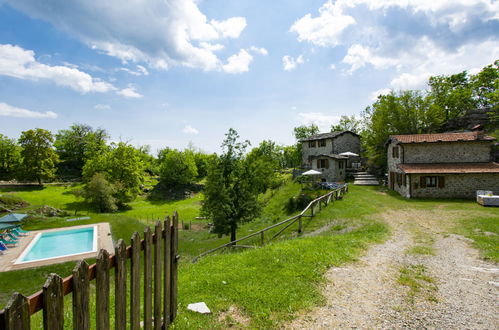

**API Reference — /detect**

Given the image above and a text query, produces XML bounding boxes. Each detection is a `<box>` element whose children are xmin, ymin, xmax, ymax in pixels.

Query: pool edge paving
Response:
<box><xmin>0</xmin><ymin>223</ymin><xmax>114</xmax><ymax>272</ymax></box>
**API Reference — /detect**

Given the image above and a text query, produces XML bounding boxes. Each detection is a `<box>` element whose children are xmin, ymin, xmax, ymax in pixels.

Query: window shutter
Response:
<box><xmin>317</xmin><ymin>159</ymin><xmax>320</xmax><ymax>168</ymax></box>
<box><xmin>392</xmin><ymin>146</ymin><xmax>395</xmax><ymax>157</ymax></box>
<box><xmin>420</xmin><ymin>176</ymin><xmax>426</xmax><ymax>188</ymax></box>
<box><xmin>326</xmin><ymin>159</ymin><xmax>329</xmax><ymax>169</ymax></box>
<box><xmin>403</xmin><ymin>174</ymin><xmax>406</xmax><ymax>186</ymax></box>
<box><xmin>438</xmin><ymin>176</ymin><xmax>445</xmax><ymax>188</ymax></box>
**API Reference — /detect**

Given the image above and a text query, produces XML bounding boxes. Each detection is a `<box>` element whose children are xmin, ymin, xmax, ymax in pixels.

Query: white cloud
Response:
<box><xmin>120</xmin><ymin>65</ymin><xmax>149</xmax><ymax>76</ymax></box>
<box><xmin>210</xmin><ymin>17</ymin><xmax>247</xmax><ymax>38</ymax></box>
<box><xmin>370</xmin><ymin>88</ymin><xmax>392</xmax><ymax>101</ymax></box>
<box><xmin>290</xmin><ymin>0</ymin><xmax>356</xmax><ymax>47</ymax></box>
<box><xmin>117</xmin><ymin>85</ymin><xmax>143</xmax><ymax>99</ymax></box>
<box><xmin>297</xmin><ymin>112</ymin><xmax>341</xmax><ymax>131</ymax></box>
<box><xmin>282</xmin><ymin>55</ymin><xmax>304</xmax><ymax>71</ymax></box>
<box><xmin>0</xmin><ymin>44</ymin><xmax>116</xmax><ymax>93</ymax></box>
<box><xmin>249</xmin><ymin>46</ymin><xmax>268</xmax><ymax>55</ymax></box>
<box><xmin>291</xmin><ymin>0</ymin><xmax>499</xmax><ymax>92</ymax></box>
<box><xmin>94</xmin><ymin>104</ymin><xmax>111</xmax><ymax>110</ymax></box>
<box><xmin>329</xmin><ymin>64</ymin><xmax>336</xmax><ymax>70</ymax></box>
<box><xmin>7</xmin><ymin>0</ymin><xmax>252</xmax><ymax>72</ymax></box>
<box><xmin>0</xmin><ymin>102</ymin><xmax>57</xmax><ymax>119</ymax></box>
<box><xmin>222</xmin><ymin>49</ymin><xmax>253</xmax><ymax>74</ymax></box>
<box><xmin>182</xmin><ymin>125</ymin><xmax>199</xmax><ymax>135</ymax></box>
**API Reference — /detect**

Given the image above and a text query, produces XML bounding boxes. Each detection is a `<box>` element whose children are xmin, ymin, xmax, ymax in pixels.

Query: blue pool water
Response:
<box><xmin>20</xmin><ymin>227</ymin><xmax>95</xmax><ymax>262</ymax></box>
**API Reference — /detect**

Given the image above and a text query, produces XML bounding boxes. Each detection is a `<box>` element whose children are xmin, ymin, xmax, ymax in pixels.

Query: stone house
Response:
<box><xmin>387</xmin><ymin>131</ymin><xmax>499</xmax><ymax>198</ymax></box>
<box><xmin>300</xmin><ymin>131</ymin><xmax>360</xmax><ymax>182</ymax></box>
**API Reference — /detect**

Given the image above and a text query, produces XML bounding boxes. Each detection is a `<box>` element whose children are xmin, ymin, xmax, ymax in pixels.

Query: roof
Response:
<box><xmin>300</xmin><ymin>130</ymin><xmax>359</xmax><ymax>142</ymax></box>
<box><xmin>398</xmin><ymin>162</ymin><xmax>499</xmax><ymax>174</ymax></box>
<box><xmin>309</xmin><ymin>154</ymin><xmax>348</xmax><ymax>160</ymax></box>
<box><xmin>0</xmin><ymin>213</ymin><xmax>28</xmax><ymax>223</ymax></box>
<box><xmin>389</xmin><ymin>131</ymin><xmax>495</xmax><ymax>144</ymax></box>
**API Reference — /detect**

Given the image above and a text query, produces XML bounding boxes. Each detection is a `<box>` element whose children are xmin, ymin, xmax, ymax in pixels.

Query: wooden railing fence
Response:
<box><xmin>0</xmin><ymin>212</ymin><xmax>179</xmax><ymax>330</ymax></box>
<box><xmin>192</xmin><ymin>184</ymin><xmax>348</xmax><ymax>262</ymax></box>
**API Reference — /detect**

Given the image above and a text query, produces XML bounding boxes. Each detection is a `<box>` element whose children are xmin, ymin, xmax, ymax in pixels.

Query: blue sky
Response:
<box><xmin>0</xmin><ymin>0</ymin><xmax>498</xmax><ymax>153</ymax></box>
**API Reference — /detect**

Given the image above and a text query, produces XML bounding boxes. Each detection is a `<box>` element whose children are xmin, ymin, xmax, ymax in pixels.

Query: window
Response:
<box><xmin>420</xmin><ymin>176</ymin><xmax>445</xmax><ymax>188</ymax></box>
<box><xmin>392</xmin><ymin>146</ymin><xmax>399</xmax><ymax>158</ymax></box>
<box><xmin>339</xmin><ymin>161</ymin><xmax>345</xmax><ymax>169</ymax></box>
<box><xmin>318</xmin><ymin>139</ymin><xmax>326</xmax><ymax>147</ymax></box>
<box><xmin>317</xmin><ymin>159</ymin><xmax>329</xmax><ymax>169</ymax></box>
<box><xmin>396</xmin><ymin>173</ymin><xmax>406</xmax><ymax>186</ymax></box>
<box><xmin>309</xmin><ymin>141</ymin><xmax>316</xmax><ymax>148</ymax></box>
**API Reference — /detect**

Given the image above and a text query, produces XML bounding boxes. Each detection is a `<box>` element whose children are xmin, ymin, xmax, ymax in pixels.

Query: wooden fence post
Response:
<box><xmin>115</xmin><ymin>239</ymin><xmax>127</xmax><ymax>330</ymax></box>
<box><xmin>260</xmin><ymin>231</ymin><xmax>265</xmax><ymax>245</ymax></box>
<box><xmin>143</xmin><ymin>227</ymin><xmax>153</xmax><ymax>330</ymax></box>
<box><xmin>96</xmin><ymin>250</ymin><xmax>110</xmax><ymax>330</ymax></box>
<box><xmin>43</xmin><ymin>274</ymin><xmax>64</xmax><ymax>330</ymax></box>
<box><xmin>154</xmin><ymin>222</ymin><xmax>163</xmax><ymax>330</ymax></box>
<box><xmin>3</xmin><ymin>293</ymin><xmax>30</xmax><ymax>330</ymax></box>
<box><xmin>298</xmin><ymin>216</ymin><xmax>302</xmax><ymax>234</ymax></box>
<box><xmin>72</xmin><ymin>260</ymin><xmax>90</xmax><ymax>330</ymax></box>
<box><xmin>170</xmin><ymin>212</ymin><xmax>179</xmax><ymax>322</ymax></box>
<box><xmin>163</xmin><ymin>216</ymin><xmax>172</xmax><ymax>327</ymax></box>
<box><xmin>130</xmin><ymin>232</ymin><xmax>141</xmax><ymax>330</ymax></box>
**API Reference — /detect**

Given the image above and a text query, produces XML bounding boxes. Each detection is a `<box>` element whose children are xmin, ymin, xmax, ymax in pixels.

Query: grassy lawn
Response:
<box><xmin>1</xmin><ymin>183</ymin><xmax>497</xmax><ymax>328</ymax></box>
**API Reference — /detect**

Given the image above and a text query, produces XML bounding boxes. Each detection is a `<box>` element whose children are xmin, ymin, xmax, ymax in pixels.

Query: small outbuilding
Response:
<box><xmin>386</xmin><ymin>131</ymin><xmax>499</xmax><ymax>199</ymax></box>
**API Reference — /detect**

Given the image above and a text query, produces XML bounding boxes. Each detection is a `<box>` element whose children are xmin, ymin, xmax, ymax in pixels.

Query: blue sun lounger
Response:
<box><xmin>0</xmin><ymin>241</ymin><xmax>7</xmax><ymax>254</ymax></box>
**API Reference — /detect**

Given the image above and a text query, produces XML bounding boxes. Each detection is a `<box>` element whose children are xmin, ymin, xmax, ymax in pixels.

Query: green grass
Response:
<box><xmin>454</xmin><ymin>215</ymin><xmax>499</xmax><ymax>262</ymax></box>
<box><xmin>1</xmin><ymin>182</ymin><xmax>498</xmax><ymax>327</ymax></box>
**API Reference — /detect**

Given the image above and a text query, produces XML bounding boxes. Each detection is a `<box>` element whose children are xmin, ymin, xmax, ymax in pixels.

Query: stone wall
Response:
<box><xmin>301</xmin><ymin>132</ymin><xmax>360</xmax><ymax>166</ymax></box>
<box><xmin>331</xmin><ymin>133</ymin><xmax>361</xmax><ymax>155</ymax></box>
<box><xmin>410</xmin><ymin>173</ymin><xmax>499</xmax><ymax>199</ymax></box>
<box><xmin>311</xmin><ymin>158</ymin><xmax>346</xmax><ymax>182</ymax></box>
<box><xmin>403</xmin><ymin>141</ymin><xmax>493</xmax><ymax>163</ymax></box>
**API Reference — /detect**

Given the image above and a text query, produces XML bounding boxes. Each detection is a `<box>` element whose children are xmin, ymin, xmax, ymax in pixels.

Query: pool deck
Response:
<box><xmin>0</xmin><ymin>223</ymin><xmax>114</xmax><ymax>272</ymax></box>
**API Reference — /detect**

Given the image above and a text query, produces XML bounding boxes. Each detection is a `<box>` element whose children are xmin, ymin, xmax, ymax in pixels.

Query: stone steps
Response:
<box><xmin>353</xmin><ymin>172</ymin><xmax>379</xmax><ymax>186</ymax></box>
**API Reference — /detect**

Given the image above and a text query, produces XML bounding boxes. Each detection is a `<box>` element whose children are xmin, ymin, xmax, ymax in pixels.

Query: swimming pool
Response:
<box><xmin>15</xmin><ymin>226</ymin><xmax>97</xmax><ymax>264</ymax></box>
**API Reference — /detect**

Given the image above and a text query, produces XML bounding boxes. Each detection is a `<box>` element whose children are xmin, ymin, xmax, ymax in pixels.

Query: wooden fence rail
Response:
<box><xmin>0</xmin><ymin>212</ymin><xmax>179</xmax><ymax>330</ymax></box>
<box><xmin>192</xmin><ymin>184</ymin><xmax>348</xmax><ymax>262</ymax></box>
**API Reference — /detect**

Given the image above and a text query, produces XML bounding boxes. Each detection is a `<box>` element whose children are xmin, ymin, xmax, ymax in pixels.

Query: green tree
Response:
<box><xmin>82</xmin><ymin>173</ymin><xmax>117</xmax><ymax>212</ymax></box>
<box><xmin>18</xmin><ymin>128</ymin><xmax>59</xmax><ymax>184</ymax></box>
<box><xmin>428</xmin><ymin>71</ymin><xmax>475</xmax><ymax>121</ymax></box>
<box><xmin>331</xmin><ymin>115</ymin><xmax>362</xmax><ymax>133</ymax></box>
<box><xmin>0</xmin><ymin>134</ymin><xmax>21</xmax><ymax>180</ymax></box>
<box><xmin>293</xmin><ymin>124</ymin><xmax>319</xmax><ymax>140</ymax></box>
<box><xmin>202</xmin><ymin>129</ymin><xmax>260</xmax><ymax>242</ymax></box>
<box><xmin>54</xmin><ymin>123</ymin><xmax>108</xmax><ymax>178</ymax></box>
<box><xmin>83</xmin><ymin>142</ymin><xmax>145</xmax><ymax>205</ymax></box>
<box><xmin>157</xmin><ymin>148</ymin><xmax>198</xmax><ymax>186</ymax></box>
<box><xmin>281</xmin><ymin>145</ymin><xmax>301</xmax><ymax>168</ymax></box>
<box><xmin>362</xmin><ymin>91</ymin><xmax>442</xmax><ymax>169</ymax></box>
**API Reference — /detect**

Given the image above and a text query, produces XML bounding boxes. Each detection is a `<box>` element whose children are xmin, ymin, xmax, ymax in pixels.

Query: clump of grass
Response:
<box><xmin>398</xmin><ymin>264</ymin><xmax>438</xmax><ymax>303</ymax></box>
<box><xmin>454</xmin><ymin>216</ymin><xmax>499</xmax><ymax>262</ymax></box>
<box><xmin>405</xmin><ymin>225</ymin><xmax>435</xmax><ymax>255</ymax></box>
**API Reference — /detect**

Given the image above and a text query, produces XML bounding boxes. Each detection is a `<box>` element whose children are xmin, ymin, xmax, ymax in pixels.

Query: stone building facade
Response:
<box><xmin>300</xmin><ymin>131</ymin><xmax>360</xmax><ymax>182</ymax></box>
<box><xmin>387</xmin><ymin>131</ymin><xmax>499</xmax><ymax>199</ymax></box>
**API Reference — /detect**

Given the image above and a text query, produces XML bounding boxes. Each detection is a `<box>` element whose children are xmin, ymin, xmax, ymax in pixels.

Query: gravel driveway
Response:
<box><xmin>287</xmin><ymin>209</ymin><xmax>499</xmax><ymax>329</ymax></box>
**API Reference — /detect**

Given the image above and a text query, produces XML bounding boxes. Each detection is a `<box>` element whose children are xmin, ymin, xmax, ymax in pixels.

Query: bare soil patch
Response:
<box><xmin>287</xmin><ymin>208</ymin><xmax>499</xmax><ymax>329</ymax></box>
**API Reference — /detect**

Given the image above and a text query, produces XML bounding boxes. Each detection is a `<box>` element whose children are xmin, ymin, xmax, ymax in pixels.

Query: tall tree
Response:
<box><xmin>54</xmin><ymin>123</ymin><xmax>108</xmax><ymax>178</ymax></box>
<box><xmin>331</xmin><ymin>115</ymin><xmax>362</xmax><ymax>133</ymax></box>
<box><xmin>0</xmin><ymin>134</ymin><xmax>21</xmax><ymax>180</ymax></box>
<box><xmin>202</xmin><ymin>129</ymin><xmax>260</xmax><ymax>242</ymax></box>
<box><xmin>293</xmin><ymin>124</ymin><xmax>319</xmax><ymax>140</ymax></box>
<box><xmin>18</xmin><ymin>128</ymin><xmax>59</xmax><ymax>184</ymax></box>
<box><xmin>157</xmin><ymin>148</ymin><xmax>198</xmax><ymax>186</ymax></box>
<box><xmin>83</xmin><ymin>142</ymin><xmax>145</xmax><ymax>205</ymax></box>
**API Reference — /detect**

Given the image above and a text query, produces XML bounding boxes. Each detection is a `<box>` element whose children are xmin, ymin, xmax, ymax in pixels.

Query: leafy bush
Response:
<box><xmin>82</xmin><ymin>173</ymin><xmax>117</xmax><ymax>213</ymax></box>
<box><xmin>0</xmin><ymin>194</ymin><xmax>29</xmax><ymax>209</ymax></box>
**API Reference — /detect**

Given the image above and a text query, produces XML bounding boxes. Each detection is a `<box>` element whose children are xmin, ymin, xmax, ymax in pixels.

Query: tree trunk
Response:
<box><xmin>230</xmin><ymin>225</ymin><xmax>237</xmax><ymax>245</ymax></box>
<box><xmin>37</xmin><ymin>177</ymin><xmax>42</xmax><ymax>185</ymax></box>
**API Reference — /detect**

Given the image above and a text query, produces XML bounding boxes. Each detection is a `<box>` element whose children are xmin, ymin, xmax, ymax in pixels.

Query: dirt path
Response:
<box><xmin>287</xmin><ymin>209</ymin><xmax>499</xmax><ymax>329</ymax></box>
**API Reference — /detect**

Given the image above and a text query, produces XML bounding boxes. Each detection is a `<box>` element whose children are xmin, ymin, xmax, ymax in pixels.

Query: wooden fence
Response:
<box><xmin>192</xmin><ymin>184</ymin><xmax>348</xmax><ymax>262</ymax></box>
<box><xmin>0</xmin><ymin>213</ymin><xmax>179</xmax><ymax>330</ymax></box>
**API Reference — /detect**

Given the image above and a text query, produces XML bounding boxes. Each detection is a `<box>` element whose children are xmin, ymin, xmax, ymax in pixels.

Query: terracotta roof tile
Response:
<box><xmin>390</xmin><ymin>131</ymin><xmax>495</xmax><ymax>144</ymax></box>
<box><xmin>398</xmin><ymin>162</ymin><xmax>499</xmax><ymax>174</ymax></box>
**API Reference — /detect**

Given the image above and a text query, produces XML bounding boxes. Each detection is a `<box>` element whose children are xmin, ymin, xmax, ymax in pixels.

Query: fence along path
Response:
<box><xmin>0</xmin><ymin>212</ymin><xmax>179</xmax><ymax>330</ymax></box>
<box><xmin>192</xmin><ymin>184</ymin><xmax>348</xmax><ymax>262</ymax></box>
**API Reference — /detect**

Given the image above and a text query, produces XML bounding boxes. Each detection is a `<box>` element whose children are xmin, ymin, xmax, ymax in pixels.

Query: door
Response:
<box><xmin>389</xmin><ymin>172</ymin><xmax>395</xmax><ymax>190</ymax></box>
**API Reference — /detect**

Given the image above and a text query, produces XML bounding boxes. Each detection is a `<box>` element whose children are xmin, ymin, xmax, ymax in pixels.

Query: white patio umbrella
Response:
<box><xmin>338</xmin><ymin>152</ymin><xmax>359</xmax><ymax>157</ymax></box>
<box><xmin>301</xmin><ymin>169</ymin><xmax>322</xmax><ymax>176</ymax></box>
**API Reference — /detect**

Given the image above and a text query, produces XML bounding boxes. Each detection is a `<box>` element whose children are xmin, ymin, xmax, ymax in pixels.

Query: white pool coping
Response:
<box><xmin>14</xmin><ymin>225</ymin><xmax>98</xmax><ymax>265</ymax></box>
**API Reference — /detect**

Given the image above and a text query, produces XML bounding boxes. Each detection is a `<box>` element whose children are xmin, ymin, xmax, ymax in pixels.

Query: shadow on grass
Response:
<box><xmin>147</xmin><ymin>182</ymin><xmax>203</xmax><ymax>203</ymax></box>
